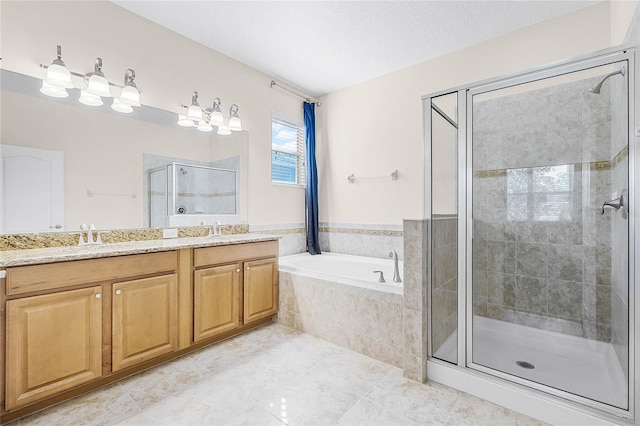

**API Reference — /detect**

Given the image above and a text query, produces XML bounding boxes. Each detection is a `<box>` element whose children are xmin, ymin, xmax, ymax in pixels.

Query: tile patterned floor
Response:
<box><xmin>9</xmin><ymin>324</ymin><xmax>543</xmax><ymax>426</ymax></box>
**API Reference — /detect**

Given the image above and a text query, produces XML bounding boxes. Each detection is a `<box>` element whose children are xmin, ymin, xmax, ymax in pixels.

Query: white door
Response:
<box><xmin>0</xmin><ymin>145</ymin><xmax>64</xmax><ymax>234</ymax></box>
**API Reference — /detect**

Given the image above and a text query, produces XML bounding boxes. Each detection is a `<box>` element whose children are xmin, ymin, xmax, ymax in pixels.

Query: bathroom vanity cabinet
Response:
<box><xmin>0</xmin><ymin>237</ymin><xmax>278</xmax><ymax>423</ymax></box>
<box><xmin>193</xmin><ymin>241</ymin><xmax>279</xmax><ymax>342</ymax></box>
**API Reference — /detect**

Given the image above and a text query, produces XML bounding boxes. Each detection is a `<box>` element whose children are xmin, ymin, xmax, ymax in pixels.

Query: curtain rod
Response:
<box><xmin>270</xmin><ymin>80</ymin><xmax>321</xmax><ymax>106</ymax></box>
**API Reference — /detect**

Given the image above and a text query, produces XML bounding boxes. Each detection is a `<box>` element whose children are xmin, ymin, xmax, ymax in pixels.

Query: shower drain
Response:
<box><xmin>516</xmin><ymin>361</ymin><xmax>535</xmax><ymax>369</ymax></box>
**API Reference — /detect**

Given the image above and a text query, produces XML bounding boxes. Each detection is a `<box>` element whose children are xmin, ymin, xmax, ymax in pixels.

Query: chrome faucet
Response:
<box><xmin>389</xmin><ymin>250</ymin><xmax>402</xmax><ymax>283</ymax></box>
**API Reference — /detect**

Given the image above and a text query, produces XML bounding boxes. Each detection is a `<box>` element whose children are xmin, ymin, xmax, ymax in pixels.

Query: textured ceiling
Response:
<box><xmin>113</xmin><ymin>1</ymin><xmax>600</xmax><ymax>96</ymax></box>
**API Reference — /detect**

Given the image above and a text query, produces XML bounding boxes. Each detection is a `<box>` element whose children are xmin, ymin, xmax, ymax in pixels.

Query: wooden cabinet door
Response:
<box><xmin>112</xmin><ymin>274</ymin><xmax>178</xmax><ymax>372</ymax></box>
<box><xmin>243</xmin><ymin>258</ymin><xmax>278</xmax><ymax>324</ymax></box>
<box><xmin>194</xmin><ymin>263</ymin><xmax>241</xmax><ymax>342</ymax></box>
<box><xmin>6</xmin><ymin>286</ymin><xmax>102</xmax><ymax>410</ymax></box>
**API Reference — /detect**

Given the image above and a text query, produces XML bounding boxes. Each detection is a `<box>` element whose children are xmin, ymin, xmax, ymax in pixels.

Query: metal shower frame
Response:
<box><xmin>422</xmin><ymin>44</ymin><xmax>637</xmax><ymax>423</ymax></box>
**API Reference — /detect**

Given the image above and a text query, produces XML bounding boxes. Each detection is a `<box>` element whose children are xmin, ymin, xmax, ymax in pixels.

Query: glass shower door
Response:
<box><xmin>469</xmin><ymin>60</ymin><xmax>630</xmax><ymax>410</ymax></box>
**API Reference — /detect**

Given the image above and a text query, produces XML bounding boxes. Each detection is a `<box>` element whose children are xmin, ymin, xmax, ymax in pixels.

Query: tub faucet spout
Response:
<box><xmin>389</xmin><ymin>250</ymin><xmax>402</xmax><ymax>283</ymax></box>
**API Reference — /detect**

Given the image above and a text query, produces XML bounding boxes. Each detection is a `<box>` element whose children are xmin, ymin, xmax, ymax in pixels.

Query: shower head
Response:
<box><xmin>588</xmin><ymin>66</ymin><xmax>626</xmax><ymax>94</ymax></box>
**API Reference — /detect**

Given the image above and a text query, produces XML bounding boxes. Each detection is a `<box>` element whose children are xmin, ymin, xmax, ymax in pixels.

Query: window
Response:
<box><xmin>507</xmin><ymin>165</ymin><xmax>574</xmax><ymax>221</ymax></box>
<box><xmin>271</xmin><ymin>114</ymin><xmax>305</xmax><ymax>186</ymax></box>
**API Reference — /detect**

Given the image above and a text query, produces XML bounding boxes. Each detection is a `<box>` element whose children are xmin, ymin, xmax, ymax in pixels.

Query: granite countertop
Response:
<box><xmin>0</xmin><ymin>234</ymin><xmax>280</xmax><ymax>268</ymax></box>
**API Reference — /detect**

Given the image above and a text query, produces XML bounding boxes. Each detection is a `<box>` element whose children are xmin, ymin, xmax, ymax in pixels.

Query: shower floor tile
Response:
<box><xmin>13</xmin><ymin>323</ymin><xmax>543</xmax><ymax>426</ymax></box>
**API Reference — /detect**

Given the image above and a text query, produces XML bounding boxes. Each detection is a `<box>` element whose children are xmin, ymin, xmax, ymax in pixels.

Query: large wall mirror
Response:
<box><xmin>0</xmin><ymin>70</ymin><xmax>249</xmax><ymax>235</ymax></box>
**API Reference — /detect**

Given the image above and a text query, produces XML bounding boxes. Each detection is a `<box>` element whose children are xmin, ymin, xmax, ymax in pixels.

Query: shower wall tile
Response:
<box><xmin>402</xmin><ymin>219</ymin><xmax>429</xmax><ymax>382</ymax></box>
<box><xmin>515</xmin><ymin>222</ymin><xmax>547</xmax><ymax>243</ymax></box>
<box><xmin>547</xmin><ymin>280</ymin><xmax>582</xmax><ymax>320</ymax></box>
<box><xmin>515</xmin><ymin>243</ymin><xmax>547</xmax><ymax>278</ymax></box>
<box><xmin>547</xmin><ymin>245</ymin><xmax>583</xmax><ymax>282</ymax></box>
<box><xmin>471</xmin><ymin>75</ymin><xmax>618</xmax><ymax>343</ymax></box>
<box><xmin>546</xmin><ymin>222</ymin><xmax>583</xmax><ymax>245</ymax></box>
<box><xmin>514</xmin><ymin>276</ymin><xmax>547</xmax><ymax>315</ymax></box>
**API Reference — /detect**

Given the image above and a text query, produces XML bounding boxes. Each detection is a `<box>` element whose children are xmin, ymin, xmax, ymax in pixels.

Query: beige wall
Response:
<box><xmin>2</xmin><ymin>1</ymin><xmax>638</xmax><ymax>230</ymax></box>
<box><xmin>0</xmin><ymin>1</ymin><xmax>305</xmax><ymax>227</ymax></box>
<box><xmin>317</xmin><ymin>2</ymin><xmax>638</xmax><ymax>225</ymax></box>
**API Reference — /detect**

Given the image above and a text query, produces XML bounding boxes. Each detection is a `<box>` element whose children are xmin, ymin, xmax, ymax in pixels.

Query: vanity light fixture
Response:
<box><xmin>40</xmin><ymin>80</ymin><xmax>69</xmax><ymax>98</ymax></box>
<box><xmin>177</xmin><ymin>94</ymin><xmax>241</xmax><ymax>135</ymax></box>
<box><xmin>187</xmin><ymin>91</ymin><xmax>203</xmax><ymax>121</ymax></box>
<box><xmin>79</xmin><ymin>89</ymin><xmax>103</xmax><ymax>106</ymax></box>
<box><xmin>209</xmin><ymin>98</ymin><xmax>224</xmax><ymax>126</ymax></box>
<box><xmin>118</xmin><ymin>69</ymin><xmax>140</xmax><ymax>106</ymax></box>
<box><xmin>228</xmin><ymin>104</ymin><xmax>242</xmax><ymax>131</ymax></box>
<box><xmin>110</xmin><ymin>69</ymin><xmax>139</xmax><ymax>113</ymax></box>
<box><xmin>40</xmin><ymin>45</ymin><xmax>141</xmax><ymax>113</ymax></box>
<box><xmin>177</xmin><ymin>114</ymin><xmax>194</xmax><ymax>127</ymax></box>
<box><xmin>197</xmin><ymin>120</ymin><xmax>214</xmax><ymax>132</ymax></box>
<box><xmin>41</xmin><ymin>45</ymin><xmax>74</xmax><ymax>91</ymax></box>
<box><xmin>85</xmin><ymin>58</ymin><xmax>112</xmax><ymax>98</ymax></box>
<box><xmin>217</xmin><ymin>124</ymin><xmax>232</xmax><ymax>136</ymax></box>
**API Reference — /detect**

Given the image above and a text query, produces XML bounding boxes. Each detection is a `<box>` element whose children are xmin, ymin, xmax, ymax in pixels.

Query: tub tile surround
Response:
<box><xmin>277</xmin><ymin>271</ymin><xmax>404</xmax><ymax>367</ymax></box>
<box><xmin>471</xmin><ymin>75</ymin><xmax>625</xmax><ymax>343</ymax></box>
<box><xmin>319</xmin><ymin>222</ymin><xmax>404</xmax><ymax>260</ymax></box>
<box><xmin>8</xmin><ymin>323</ymin><xmax>541</xmax><ymax>426</ymax></box>
<box><xmin>249</xmin><ymin>223</ymin><xmax>307</xmax><ymax>256</ymax></box>
<box><xmin>0</xmin><ymin>224</ymin><xmax>250</xmax><ymax>251</ymax></box>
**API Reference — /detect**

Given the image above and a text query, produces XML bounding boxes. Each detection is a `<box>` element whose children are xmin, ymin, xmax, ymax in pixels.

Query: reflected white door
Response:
<box><xmin>0</xmin><ymin>145</ymin><xmax>64</xmax><ymax>233</ymax></box>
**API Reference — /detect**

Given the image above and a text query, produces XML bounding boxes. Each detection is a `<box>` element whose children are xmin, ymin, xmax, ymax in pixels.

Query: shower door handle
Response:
<box><xmin>601</xmin><ymin>198</ymin><xmax>621</xmax><ymax>214</ymax></box>
<box><xmin>601</xmin><ymin>189</ymin><xmax>627</xmax><ymax>217</ymax></box>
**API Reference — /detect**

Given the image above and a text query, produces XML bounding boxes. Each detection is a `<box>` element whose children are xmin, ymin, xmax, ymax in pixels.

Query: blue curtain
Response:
<box><xmin>304</xmin><ymin>102</ymin><xmax>321</xmax><ymax>255</ymax></box>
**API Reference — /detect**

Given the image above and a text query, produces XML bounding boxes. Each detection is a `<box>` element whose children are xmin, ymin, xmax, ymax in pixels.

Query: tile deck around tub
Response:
<box><xmin>9</xmin><ymin>324</ymin><xmax>543</xmax><ymax>426</ymax></box>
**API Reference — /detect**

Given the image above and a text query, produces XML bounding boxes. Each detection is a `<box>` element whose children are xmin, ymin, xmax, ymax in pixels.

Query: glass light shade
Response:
<box><xmin>177</xmin><ymin>114</ymin><xmax>194</xmax><ymax>127</ymax></box>
<box><xmin>44</xmin><ymin>63</ymin><xmax>73</xmax><ymax>89</ymax></box>
<box><xmin>187</xmin><ymin>104</ymin><xmax>203</xmax><ymax>121</ymax></box>
<box><xmin>119</xmin><ymin>85</ymin><xmax>140</xmax><ymax>106</ymax></box>
<box><xmin>40</xmin><ymin>81</ymin><xmax>69</xmax><ymax>98</ymax></box>
<box><xmin>217</xmin><ymin>124</ymin><xmax>231</xmax><ymax>136</ymax></box>
<box><xmin>229</xmin><ymin>116</ymin><xmax>242</xmax><ymax>132</ymax></box>
<box><xmin>111</xmin><ymin>98</ymin><xmax>133</xmax><ymax>113</ymax></box>
<box><xmin>78</xmin><ymin>90</ymin><xmax>103</xmax><ymax>106</ymax></box>
<box><xmin>210</xmin><ymin>110</ymin><xmax>224</xmax><ymax>126</ymax></box>
<box><xmin>86</xmin><ymin>74</ymin><xmax>112</xmax><ymax>97</ymax></box>
<box><xmin>197</xmin><ymin>121</ymin><xmax>213</xmax><ymax>132</ymax></box>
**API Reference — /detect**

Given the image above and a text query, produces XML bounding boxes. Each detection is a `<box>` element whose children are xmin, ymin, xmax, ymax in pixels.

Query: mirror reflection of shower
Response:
<box><xmin>149</xmin><ymin>162</ymin><xmax>239</xmax><ymax>228</ymax></box>
<box><xmin>588</xmin><ymin>65</ymin><xmax>625</xmax><ymax>94</ymax></box>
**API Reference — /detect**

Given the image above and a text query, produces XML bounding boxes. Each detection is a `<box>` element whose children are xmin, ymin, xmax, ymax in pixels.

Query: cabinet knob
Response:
<box><xmin>95</xmin><ymin>293</ymin><xmax>101</xmax><ymax>299</ymax></box>
<box><xmin>246</xmin><ymin>266</ymin><xmax>250</xmax><ymax>271</ymax></box>
<box><xmin>115</xmin><ymin>289</ymin><xmax>122</xmax><ymax>295</ymax></box>
<box><xmin>236</xmin><ymin>268</ymin><xmax>241</xmax><ymax>273</ymax></box>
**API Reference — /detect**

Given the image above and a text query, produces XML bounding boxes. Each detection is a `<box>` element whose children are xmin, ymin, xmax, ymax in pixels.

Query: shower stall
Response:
<box><xmin>424</xmin><ymin>46</ymin><xmax>636</xmax><ymax>422</ymax></box>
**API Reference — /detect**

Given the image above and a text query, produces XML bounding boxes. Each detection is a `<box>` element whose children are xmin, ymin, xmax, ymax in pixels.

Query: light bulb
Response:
<box><xmin>111</xmin><ymin>98</ymin><xmax>133</xmax><ymax>113</ymax></box>
<box><xmin>78</xmin><ymin>90</ymin><xmax>103</xmax><ymax>106</ymax></box>
<box><xmin>45</xmin><ymin>63</ymin><xmax>74</xmax><ymax>89</ymax></box>
<box><xmin>40</xmin><ymin>80</ymin><xmax>69</xmax><ymax>98</ymax></box>
<box><xmin>119</xmin><ymin>85</ymin><xmax>140</xmax><ymax>106</ymax></box>
<box><xmin>187</xmin><ymin>104</ymin><xmax>202</xmax><ymax>121</ymax></box>
<box><xmin>210</xmin><ymin>110</ymin><xmax>224</xmax><ymax>126</ymax></box>
<box><xmin>197</xmin><ymin>121</ymin><xmax>213</xmax><ymax>132</ymax></box>
<box><xmin>177</xmin><ymin>114</ymin><xmax>194</xmax><ymax>127</ymax></box>
<box><xmin>217</xmin><ymin>124</ymin><xmax>231</xmax><ymax>136</ymax></box>
<box><xmin>229</xmin><ymin>116</ymin><xmax>242</xmax><ymax>132</ymax></box>
<box><xmin>86</xmin><ymin>74</ymin><xmax>111</xmax><ymax>97</ymax></box>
